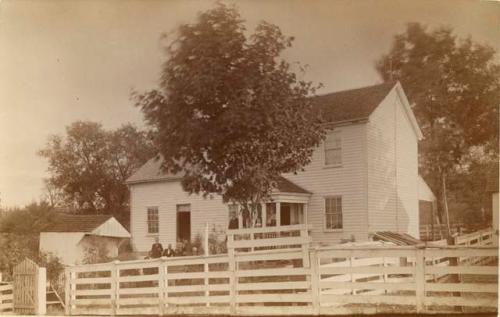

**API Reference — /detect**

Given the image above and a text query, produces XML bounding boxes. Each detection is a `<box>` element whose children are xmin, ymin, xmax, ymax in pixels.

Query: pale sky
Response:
<box><xmin>0</xmin><ymin>0</ymin><xmax>498</xmax><ymax>208</ymax></box>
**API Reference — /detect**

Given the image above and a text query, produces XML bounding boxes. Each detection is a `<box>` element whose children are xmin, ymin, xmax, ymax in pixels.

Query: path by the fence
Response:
<box><xmin>64</xmin><ymin>225</ymin><xmax>498</xmax><ymax>316</ymax></box>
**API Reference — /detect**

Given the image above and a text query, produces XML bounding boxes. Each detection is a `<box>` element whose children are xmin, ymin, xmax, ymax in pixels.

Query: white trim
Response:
<box><xmin>393</xmin><ymin>82</ymin><xmax>424</xmax><ymax>140</ymax></box>
<box><xmin>324</xmin><ymin>196</ymin><xmax>343</xmax><ymax>231</ymax></box>
<box><xmin>323</xmin><ymin>129</ymin><xmax>343</xmax><ymax>167</ymax></box>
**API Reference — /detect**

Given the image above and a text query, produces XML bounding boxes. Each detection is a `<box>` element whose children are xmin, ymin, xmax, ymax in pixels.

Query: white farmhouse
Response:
<box><xmin>39</xmin><ymin>214</ymin><xmax>130</xmax><ymax>265</ymax></box>
<box><xmin>126</xmin><ymin>81</ymin><xmax>430</xmax><ymax>251</ymax></box>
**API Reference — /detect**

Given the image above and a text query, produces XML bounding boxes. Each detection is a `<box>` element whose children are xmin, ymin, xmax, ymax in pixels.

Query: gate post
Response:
<box><xmin>64</xmin><ymin>267</ymin><xmax>71</xmax><ymax>315</ymax></box>
<box><xmin>227</xmin><ymin>234</ymin><xmax>237</xmax><ymax>315</ymax></box>
<box><xmin>309</xmin><ymin>248</ymin><xmax>320</xmax><ymax>315</ymax></box>
<box><xmin>415</xmin><ymin>247</ymin><xmax>425</xmax><ymax>313</ymax></box>
<box><xmin>36</xmin><ymin>267</ymin><xmax>46</xmax><ymax>315</ymax></box>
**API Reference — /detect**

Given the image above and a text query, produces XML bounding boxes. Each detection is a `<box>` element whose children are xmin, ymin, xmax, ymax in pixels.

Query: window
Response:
<box><xmin>325</xmin><ymin>197</ymin><xmax>342</xmax><ymax>230</ymax></box>
<box><xmin>325</xmin><ymin>131</ymin><xmax>342</xmax><ymax>165</ymax></box>
<box><xmin>147</xmin><ymin>207</ymin><xmax>159</xmax><ymax>234</ymax></box>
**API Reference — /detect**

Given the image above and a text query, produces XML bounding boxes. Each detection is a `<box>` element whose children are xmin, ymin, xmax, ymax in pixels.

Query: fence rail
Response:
<box><xmin>0</xmin><ymin>282</ymin><xmax>13</xmax><ymax>313</ymax></box>
<box><xmin>65</xmin><ymin>227</ymin><xmax>498</xmax><ymax>316</ymax></box>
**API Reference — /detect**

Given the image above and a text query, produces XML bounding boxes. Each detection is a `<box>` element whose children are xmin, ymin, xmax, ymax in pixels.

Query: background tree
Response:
<box><xmin>376</xmin><ymin>23</ymin><xmax>499</xmax><ymax>235</ymax></box>
<box><xmin>0</xmin><ymin>202</ymin><xmax>63</xmax><ymax>280</ymax></box>
<box><xmin>135</xmin><ymin>4</ymin><xmax>324</xmax><ymax>217</ymax></box>
<box><xmin>39</xmin><ymin>121</ymin><xmax>155</xmax><ymax>220</ymax></box>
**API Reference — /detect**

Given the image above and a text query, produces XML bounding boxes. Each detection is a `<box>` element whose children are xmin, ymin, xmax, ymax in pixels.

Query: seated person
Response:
<box><xmin>228</xmin><ymin>214</ymin><xmax>239</xmax><ymax>229</ymax></box>
<box><xmin>163</xmin><ymin>244</ymin><xmax>175</xmax><ymax>257</ymax></box>
<box><xmin>149</xmin><ymin>237</ymin><xmax>163</xmax><ymax>259</ymax></box>
<box><xmin>267</xmin><ymin>214</ymin><xmax>276</xmax><ymax>227</ymax></box>
<box><xmin>254</xmin><ymin>216</ymin><xmax>262</xmax><ymax>227</ymax></box>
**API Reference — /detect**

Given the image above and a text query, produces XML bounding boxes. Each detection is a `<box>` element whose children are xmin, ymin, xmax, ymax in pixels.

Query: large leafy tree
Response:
<box><xmin>376</xmin><ymin>23</ymin><xmax>499</xmax><ymax>235</ymax></box>
<box><xmin>135</xmin><ymin>4</ymin><xmax>324</xmax><ymax>211</ymax></box>
<box><xmin>39</xmin><ymin>121</ymin><xmax>155</xmax><ymax>217</ymax></box>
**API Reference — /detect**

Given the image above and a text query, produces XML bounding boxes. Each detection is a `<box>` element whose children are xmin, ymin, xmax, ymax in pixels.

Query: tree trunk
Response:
<box><xmin>441</xmin><ymin>172</ymin><xmax>452</xmax><ymax>238</ymax></box>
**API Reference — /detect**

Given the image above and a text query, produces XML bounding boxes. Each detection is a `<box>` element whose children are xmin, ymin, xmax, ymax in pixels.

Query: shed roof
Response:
<box><xmin>45</xmin><ymin>214</ymin><xmax>112</xmax><ymax>232</ymax></box>
<box><xmin>312</xmin><ymin>81</ymin><xmax>397</xmax><ymax>123</ymax></box>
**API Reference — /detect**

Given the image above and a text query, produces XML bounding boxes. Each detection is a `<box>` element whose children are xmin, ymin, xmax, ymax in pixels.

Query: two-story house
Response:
<box><xmin>126</xmin><ymin>81</ymin><xmax>427</xmax><ymax>251</ymax></box>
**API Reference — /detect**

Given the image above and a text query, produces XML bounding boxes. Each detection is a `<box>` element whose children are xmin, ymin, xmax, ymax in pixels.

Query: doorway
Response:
<box><xmin>176</xmin><ymin>204</ymin><xmax>191</xmax><ymax>242</ymax></box>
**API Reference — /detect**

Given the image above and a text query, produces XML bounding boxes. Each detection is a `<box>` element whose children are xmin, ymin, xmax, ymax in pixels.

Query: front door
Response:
<box><xmin>176</xmin><ymin>204</ymin><xmax>191</xmax><ymax>242</ymax></box>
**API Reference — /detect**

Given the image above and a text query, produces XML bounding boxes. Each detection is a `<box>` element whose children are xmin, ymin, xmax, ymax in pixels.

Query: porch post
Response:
<box><xmin>276</xmin><ymin>202</ymin><xmax>281</xmax><ymax>227</ymax></box>
<box><xmin>262</xmin><ymin>203</ymin><xmax>267</xmax><ymax>227</ymax></box>
<box><xmin>304</xmin><ymin>203</ymin><xmax>308</xmax><ymax>227</ymax></box>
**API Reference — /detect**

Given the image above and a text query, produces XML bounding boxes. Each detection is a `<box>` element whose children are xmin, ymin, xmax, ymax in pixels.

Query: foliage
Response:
<box><xmin>39</xmin><ymin>121</ymin><xmax>156</xmax><ymax>217</ymax></box>
<box><xmin>376</xmin><ymin>23</ymin><xmax>499</xmax><ymax>233</ymax></box>
<box><xmin>135</xmin><ymin>4</ymin><xmax>324</xmax><ymax>210</ymax></box>
<box><xmin>0</xmin><ymin>233</ymin><xmax>38</xmax><ymax>280</ymax></box>
<box><xmin>36</xmin><ymin>251</ymin><xmax>64</xmax><ymax>286</ymax></box>
<box><xmin>0</xmin><ymin>201</ymin><xmax>55</xmax><ymax>234</ymax></box>
<box><xmin>208</xmin><ymin>224</ymin><xmax>228</xmax><ymax>255</ymax></box>
<box><xmin>82</xmin><ymin>239</ymin><xmax>113</xmax><ymax>264</ymax></box>
<box><xmin>0</xmin><ymin>203</ymin><xmax>64</xmax><ymax>280</ymax></box>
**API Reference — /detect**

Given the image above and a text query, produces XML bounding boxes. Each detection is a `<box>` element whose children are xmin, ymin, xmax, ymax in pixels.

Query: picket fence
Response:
<box><xmin>0</xmin><ymin>282</ymin><xmax>13</xmax><ymax>314</ymax></box>
<box><xmin>64</xmin><ymin>225</ymin><xmax>498</xmax><ymax>316</ymax></box>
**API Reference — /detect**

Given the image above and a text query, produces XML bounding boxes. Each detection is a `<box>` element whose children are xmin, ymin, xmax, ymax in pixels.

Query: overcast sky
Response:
<box><xmin>0</xmin><ymin>0</ymin><xmax>498</xmax><ymax>208</ymax></box>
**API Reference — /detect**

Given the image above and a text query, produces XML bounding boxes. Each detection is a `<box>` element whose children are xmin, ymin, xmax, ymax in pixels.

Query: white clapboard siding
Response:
<box><xmin>367</xmin><ymin>85</ymin><xmax>419</xmax><ymax>236</ymax></box>
<box><xmin>130</xmin><ymin>180</ymin><xmax>229</xmax><ymax>252</ymax></box>
<box><xmin>283</xmin><ymin>123</ymin><xmax>369</xmax><ymax>244</ymax></box>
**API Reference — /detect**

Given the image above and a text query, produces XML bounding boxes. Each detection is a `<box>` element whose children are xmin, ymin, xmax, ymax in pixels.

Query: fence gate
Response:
<box><xmin>13</xmin><ymin>258</ymin><xmax>46</xmax><ymax>315</ymax></box>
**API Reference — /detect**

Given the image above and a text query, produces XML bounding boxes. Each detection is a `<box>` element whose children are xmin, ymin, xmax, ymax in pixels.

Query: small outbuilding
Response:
<box><xmin>39</xmin><ymin>214</ymin><xmax>131</xmax><ymax>265</ymax></box>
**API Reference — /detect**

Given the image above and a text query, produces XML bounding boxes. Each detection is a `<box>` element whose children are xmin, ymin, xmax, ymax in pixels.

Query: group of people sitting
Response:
<box><xmin>148</xmin><ymin>237</ymin><xmax>200</xmax><ymax>259</ymax></box>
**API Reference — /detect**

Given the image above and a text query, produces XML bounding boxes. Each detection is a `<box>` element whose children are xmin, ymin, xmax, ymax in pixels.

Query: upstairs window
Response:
<box><xmin>325</xmin><ymin>196</ymin><xmax>342</xmax><ymax>230</ymax></box>
<box><xmin>147</xmin><ymin>207</ymin><xmax>159</xmax><ymax>234</ymax></box>
<box><xmin>325</xmin><ymin>131</ymin><xmax>342</xmax><ymax>165</ymax></box>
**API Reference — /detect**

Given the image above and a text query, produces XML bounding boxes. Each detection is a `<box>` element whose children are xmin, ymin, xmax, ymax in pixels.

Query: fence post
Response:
<box><xmin>415</xmin><ymin>247</ymin><xmax>425</xmax><ymax>313</ymax></box>
<box><xmin>110</xmin><ymin>260</ymin><xmax>119</xmax><ymax>316</ymax></box>
<box><xmin>159</xmin><ymin>258</ymin><xmax>166</xmax><ymax>316</ymax></box>
<box><xmin>36</xmin><ymin>266</ymin><xmax>46</xmax><ymax>316</ymax></box>
<box><xmin>228</xmin><ymin>234</ymin><xmax>237</xmax><ymax>315</ymax></box>
<box><xmin>302</xmin><ymin>228</ymin><xmax>310</xmax><ymax>268</ymax></box>
<box><xmin>64</xmin><ymin>267</ymin><xmax>72</xmax><ymax>316</ymax></box>
<box><xmin>309</xmin><ymin>248</ymin><xmax>320</xmax><ymax>315</ymax></box>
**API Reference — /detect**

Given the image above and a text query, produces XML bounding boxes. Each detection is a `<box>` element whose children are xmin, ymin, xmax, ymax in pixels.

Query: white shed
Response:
<box><xmin>39</xmin><ymin>214</ymin><xmax>130</xmax><ymax>265</ymax></box>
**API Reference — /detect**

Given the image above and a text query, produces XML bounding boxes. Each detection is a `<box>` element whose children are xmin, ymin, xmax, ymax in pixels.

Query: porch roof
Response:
<box><xmin>275</xmin><ymin>177</ymin><xmax>311</xmax><ymax>194</ymax></box>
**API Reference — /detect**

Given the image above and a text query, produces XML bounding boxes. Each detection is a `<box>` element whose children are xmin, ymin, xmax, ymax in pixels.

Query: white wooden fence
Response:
<box><xmin>0</xmin><ymin>282</ymin><xmax>13</xmax><ymax>314</ymax></box>
<box><xmin>64</xmin><ymin>225</ymin><xmax>498</xmax><ymax>315</ymax></box>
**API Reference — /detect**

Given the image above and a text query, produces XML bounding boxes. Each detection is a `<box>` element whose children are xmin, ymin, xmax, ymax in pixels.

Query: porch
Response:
<box><xmin>228</xmin><ymin>177</ymin><xmax>312</xmax><ymax>230</ymax></box>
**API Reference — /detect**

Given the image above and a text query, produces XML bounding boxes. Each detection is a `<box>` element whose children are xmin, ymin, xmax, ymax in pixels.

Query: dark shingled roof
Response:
<box><xmin>44</xmin><ymin>214</ymin><xmax>113</xmax><ymax>233</ymax></box>
<box><xmin>127</xmin><ymin>156</ymin><xmax>310</xmax><ymax>194</ymax></box>
<box><xmin>275</xmin><ymin>176</ymin><xmax>311</xmax><ymax>194</ymax></box>
<box><xmin>313</xmin><ymin>81</ymin><xmax>396</xmax><ymax>123</ymax></box>
<box><xmin>126</xmin><ymin>155</ymin><xmax>183</xmax><ymax>184</ymax></box>
<box><xmin>127</xmin><ymin>82</ymin><xmax>397</xmax><ymax>186</ymax></box>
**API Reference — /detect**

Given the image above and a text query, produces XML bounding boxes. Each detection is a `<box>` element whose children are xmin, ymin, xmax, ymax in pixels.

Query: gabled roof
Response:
<box><xmin>126</xmin><ymin>155</ymin><xmax>182</xmax><ymax>184</ymax></box>
<box><xmin>275</xmin><ymin>177</ymin><xmax>311</xmax><ymax>194</ymax></box>
<box><xmin>43</xmin><ymin>214</ymin><xmax>130</xmax><ymax>238</ymax></box>
<box><xmin>313</xmin><ymin>81</ymin><xmax>397</xmax><ymax>123</ymax></box>
<box><xmin>127</xmin><ymin>156</ymin><xmax>309</xmax><ymax>194</ymax></box>
<box><xmin>127</xmin><ymin>81</ymin><xmax>422</xmax><ymax>185</ymax></box>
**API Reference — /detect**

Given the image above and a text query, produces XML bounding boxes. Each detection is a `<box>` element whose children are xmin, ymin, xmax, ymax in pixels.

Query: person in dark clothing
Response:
<box><xmin>163</xmin><ymin>244</ymin><xmax>175</xmax><ymax>257</ymax></box>
<box><xmin>228</xmin><ymin>214</ymin><xmax>239</xmax><ymax>229</ymax></box>
<box><xmin>149</xmin><ymin>237</ymin><xmax>163</xmax><ymax>258</ymax></box>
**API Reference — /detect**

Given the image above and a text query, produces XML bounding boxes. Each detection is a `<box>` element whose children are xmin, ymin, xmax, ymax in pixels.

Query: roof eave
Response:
<box><xmin>126</xmin><ymin>176</ymin><xmax>183</xmax><ymax>185</ymax></box>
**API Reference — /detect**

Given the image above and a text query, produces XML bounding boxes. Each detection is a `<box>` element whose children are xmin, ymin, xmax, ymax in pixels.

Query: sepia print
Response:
<box><xmin>0</xmin><ymin>0</ymin><xmax>498</xmax><ymax>316</ymax></box>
